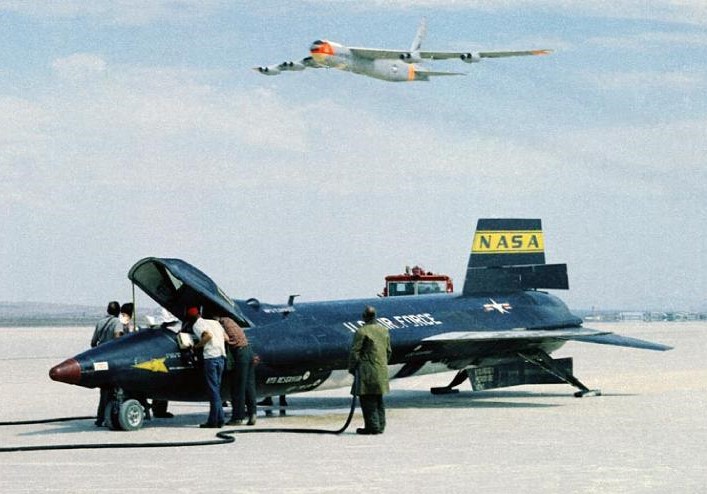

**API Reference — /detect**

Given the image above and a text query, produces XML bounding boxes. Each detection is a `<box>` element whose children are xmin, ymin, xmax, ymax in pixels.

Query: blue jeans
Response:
<box><xmin>204</xmin><ymin>357</ymin><xmax>225</xmax><ymax>426</ymax></box>
<box><xmin>229</xmin><ymin>346</ymin><xmax>257</xmax><ymax>420</ymax></box>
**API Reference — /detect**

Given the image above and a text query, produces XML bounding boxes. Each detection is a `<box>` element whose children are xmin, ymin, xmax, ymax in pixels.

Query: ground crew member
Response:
<box><xmin>119</xmin><ymin>302</ymin><xmax>136</xmax><ymax>333</ymax></box>
<box><xmin>151</xmin><ymin>311</ymin><xmax>180</xmax><ymax>419</ymax></box>
<box><xmin>187</xmin><ymin>307</ymin><xmax>227</xmax><ymax>428</ymax></box>
<box><xmin>348</xmin><ymin>305</ymin><xmax>391</xmax><ymax>435</ymax></box>
<box><xmin>90</xmin><ymin>301</ymin><xmax>123</xmax><ymax>427</ymax></box>
<box><xmin>219</xmin><ymin>315</ymin><xmax>257</xmax><ymax>426</ymax></box>
<box><xmin>91</xmin><ymin>301</ymin><xmax>123</xmax><ymax>347</ymax></box>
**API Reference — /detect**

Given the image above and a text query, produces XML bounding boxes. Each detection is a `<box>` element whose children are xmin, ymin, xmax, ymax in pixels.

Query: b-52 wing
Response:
<box><xmin>424</xmin><ymin>49</ymin><xmax>552</xmax><ymax>60</ymax></box>
<box><xmin>350</xmin><ymin>47</ymin><xmax>552</xmax><ymax>62</ymax></box>
<box><xmin>253</xmin><ymin>56</ymin><xmax>321</xmax><ymax>76</ymax></box>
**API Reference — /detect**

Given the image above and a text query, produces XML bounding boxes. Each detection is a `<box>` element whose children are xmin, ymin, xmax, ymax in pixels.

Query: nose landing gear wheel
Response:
<box><xmin>119</xmin><ymin>399</ymin><xmax>145</xmax><ymax>431</ymax></box>
<box><xmin>105</xmin><ymin>399</ymin><xmax>145</xmax><ymax>431</ymax></box>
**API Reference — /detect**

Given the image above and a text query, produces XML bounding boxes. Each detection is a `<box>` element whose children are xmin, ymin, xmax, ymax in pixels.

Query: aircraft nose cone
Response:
<box><xmin>49</xmin><ymin>358</ymin><xmax>81</xmax><ymax>385</ymax></box>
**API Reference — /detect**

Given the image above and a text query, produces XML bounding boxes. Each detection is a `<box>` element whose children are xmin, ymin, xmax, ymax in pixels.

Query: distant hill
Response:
<box><xmin>0</xmin><ymin>302</ymin><xmax>158</xmax><ymax>327</ymax></box>
<box><xmin>0</xmin><ymin>302</ymin><xmax>103</xmax><ymax>326</ymax></box>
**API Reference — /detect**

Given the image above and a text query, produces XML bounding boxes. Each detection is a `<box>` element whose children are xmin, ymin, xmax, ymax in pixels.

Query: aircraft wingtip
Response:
<box><xmin>572</xmin><ymin>331</ymin><xmax>673</xmax><ymax>352</ymax></box>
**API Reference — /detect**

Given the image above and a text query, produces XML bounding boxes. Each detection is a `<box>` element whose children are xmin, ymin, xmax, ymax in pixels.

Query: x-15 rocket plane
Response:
<box><xmin>50</xmin><ymin>219</ymin><xmax>670</xmax><ymax>430</ymax></box>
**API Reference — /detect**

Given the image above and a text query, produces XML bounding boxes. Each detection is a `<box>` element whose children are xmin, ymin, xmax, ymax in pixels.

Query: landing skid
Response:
<box><xmin>518</xmin><ymin>351</ymin><xmax>601</xmax><ymax>398</ymax></box>
<box><xmin>575</xmin><ymin>389</ymin><xmax>602</xmax><ymax>398</ymax></box>
<box><xmin>430</xmin><ymin>369</ymin><xmax>468</xmax><ymax>395</ymax></box>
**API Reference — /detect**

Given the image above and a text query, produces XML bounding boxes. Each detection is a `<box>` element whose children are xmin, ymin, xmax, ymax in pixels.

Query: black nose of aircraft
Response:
<box><xmin>49</xmin><ymin>358</ymin><xmax>81</xmax><ymax>385</ymax></box>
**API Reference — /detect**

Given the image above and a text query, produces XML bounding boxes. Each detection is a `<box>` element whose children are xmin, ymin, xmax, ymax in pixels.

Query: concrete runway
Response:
<box><xmin>1</xmin><ymin>322</ymin><xmax>705</xmax><ymax>493</ymax></box>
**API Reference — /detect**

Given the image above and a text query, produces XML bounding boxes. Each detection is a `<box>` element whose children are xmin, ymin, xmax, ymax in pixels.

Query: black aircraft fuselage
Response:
<box><xmin>55</xmin><ymin>290</ymin><xmax>577</xmax><ymax>401</ymax></box>
<box><xmin>49</xmin><ymin>219</ymin><xmax>671</xmax><ymax>429</ymax></box>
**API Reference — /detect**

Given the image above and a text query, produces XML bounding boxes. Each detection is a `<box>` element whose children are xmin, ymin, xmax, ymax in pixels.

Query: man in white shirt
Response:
<box><xmin>186</xmin><ymin>306</ymin><xmax>227</xmax><ymax>428</ymax></box>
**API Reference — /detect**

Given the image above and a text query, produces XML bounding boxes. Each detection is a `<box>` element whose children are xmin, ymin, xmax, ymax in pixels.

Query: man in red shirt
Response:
<box><xmin>220</xmin><ymin>315</ymin><xmax>257</xmax><ymax>426</ymax></box>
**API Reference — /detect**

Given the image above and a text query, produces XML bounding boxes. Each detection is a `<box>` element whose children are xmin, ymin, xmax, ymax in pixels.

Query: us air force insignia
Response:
<box><xmin>483</xmin><ymin>299</ymin><xmax>512</xmax><ymax>314</ymax></box>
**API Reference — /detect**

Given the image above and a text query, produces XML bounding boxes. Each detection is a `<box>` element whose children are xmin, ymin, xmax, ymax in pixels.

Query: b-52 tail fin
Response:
<box><xmin>410</xmin><ymin>17</ymin><xmax>427</xmax><ymax>54</ymax></box>
<box><xmin>462</xmin><ymin>218</ymin><xmax>568</xmax><ymax>295</ymax></box>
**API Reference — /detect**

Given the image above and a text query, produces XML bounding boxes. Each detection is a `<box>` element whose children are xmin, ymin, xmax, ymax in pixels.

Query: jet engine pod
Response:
<box><xmin>256</xmin><ymin>65</ymin><xmax>281</xmax><ymax>75</ymax></box>
<box><xmin>399</xmin><ymin>52</ymin><xmax>421</xmax><ymax>63</ymax></box>
<box><xmin>460</xmin><ymin>52</ymin><xmax>481</xmax><ymax>63</ymax></box>
<box><xmin>281</xmin><ymin>61</ymin><xmax>305</xmax><ymax>71</ymax></box>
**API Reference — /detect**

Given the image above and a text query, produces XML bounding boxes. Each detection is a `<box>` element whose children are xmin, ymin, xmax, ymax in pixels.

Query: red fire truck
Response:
<box><xmin>381</xmin><ymin>265</ymin><xmax>454</xmax><ymax>297</ymax></box>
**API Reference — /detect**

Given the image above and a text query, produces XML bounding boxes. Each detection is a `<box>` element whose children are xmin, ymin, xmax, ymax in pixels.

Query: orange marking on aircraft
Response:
<box><xmin>408</xmin><ymin>63</ymin><xmax>415</xmax><ymax>81</ymax></box>
<box><xmin>310</xmin><ymin>41</ymin><xmax>335</xmax><ymax>56</ymax></box>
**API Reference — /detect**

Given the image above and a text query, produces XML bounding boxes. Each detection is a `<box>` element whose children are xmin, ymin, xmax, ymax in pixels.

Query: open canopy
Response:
<box><xmin>128</xmin><ymin>257</ymin><xmax>250</xmax><ymax>326</ymax></box>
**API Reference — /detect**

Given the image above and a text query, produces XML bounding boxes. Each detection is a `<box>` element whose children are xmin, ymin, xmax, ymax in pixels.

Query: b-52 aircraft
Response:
<box><xmin>254</xmin><ymin>19</ymin><xmax>551</xmax><ymax>82</ymax></box>
<box><xmin>50</xmin><ymin>219</ymin><xmax>670</xmax><ymax>430</ymax></box>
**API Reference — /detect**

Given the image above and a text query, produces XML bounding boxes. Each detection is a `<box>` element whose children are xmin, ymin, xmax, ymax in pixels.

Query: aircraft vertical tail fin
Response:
<box><xmin>410</xmin><ymin>17</ymin><xmax>427</xmax><ymax>54</ymax></box>
<box><xmin>462</xmin><ymin>218</ymin><xmax>569</xmax><ymax>295</ymax></box>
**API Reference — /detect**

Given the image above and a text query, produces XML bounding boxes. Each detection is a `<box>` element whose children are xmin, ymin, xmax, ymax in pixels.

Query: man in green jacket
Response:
<box><xmin>348</xmin><ymin>305</ymin><xmax>392</xmax><ymax>435</ymax></box>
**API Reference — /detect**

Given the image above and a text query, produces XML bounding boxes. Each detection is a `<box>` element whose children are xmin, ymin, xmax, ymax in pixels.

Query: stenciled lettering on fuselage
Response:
<box><xmin>262</xmin><ymin>307</ymin><xmax>294</xmax><ymax>314</ymax></box>
<box><xmin>472</xmin><ymin>230</ymin><xmax>544</xmax><ymax>254</ymax></box>
<box><xmin>342</xmin><ymin>313</ymin><xmax>443</xmax><ymax>332</ymax></box>
<box><xmin>266</xmin><ymin>370</ymin><xmax>312</xmax><ymax>385</ymax></box>
<box><xmin>264</xmin><ymin>370</ymin><xmax>326</xmax><ymax>393</ymax></box>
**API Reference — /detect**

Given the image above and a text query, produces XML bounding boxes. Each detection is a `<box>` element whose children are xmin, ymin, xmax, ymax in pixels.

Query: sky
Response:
<box><xmin>0</xmin><ymin>1</ymin><xmax>705</xmax><ymax>312</ymax></box>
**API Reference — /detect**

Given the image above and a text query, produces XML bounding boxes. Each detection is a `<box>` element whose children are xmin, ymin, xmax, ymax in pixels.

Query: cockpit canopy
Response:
<box><xmin>128</xmin><ymin>257</ymin><xmax>250</xmax><ymax>327</ymax></box>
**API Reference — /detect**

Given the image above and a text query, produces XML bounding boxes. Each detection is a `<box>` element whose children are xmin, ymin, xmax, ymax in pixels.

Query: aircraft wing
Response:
<box><xmin>253</xmin><ymin>56</ymin><xmax>322</xmax><ymax>76</ymax></box>
<box><xmin>348</xmin><ymin>47</ymin><xmax>552</xmax><ymax>61</ymax></box>
<box><xmin>423</xmin><ymin>70</ymin><xmax>466</xmax><ymax>77</ymax></box>
<box><xmin>423</xmin><ymin>327</ymin><xmax>672</xmax><ymax>351</ymax></box>
<box><xmin>349</xmin><ymin>47</ymin><xmax>413</xmax><ymax>60</ymax></box>
<box><xmin>567</xmin><ymin>330</ymin><xmax>673</xmax><ymax>351</ymax></box>
<box><xmin>420</xmin><ymin>49</ymin><xmax>552</xmax><ymax>60</ymax></box>
<box><xmin>424</xmin><ymin>327</ymin><xmax>609</xmax><ymax>343</ymax></box>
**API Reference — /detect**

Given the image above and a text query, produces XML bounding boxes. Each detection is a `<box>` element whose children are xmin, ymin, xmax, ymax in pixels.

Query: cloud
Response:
<box><xmin>589</xmin><ymin>31</ymin><xmax>707</xmax><ymax>50</ymax></box>
<box><xmin>302</xmin><ymin>0</ymin><xmax>707</xmax><ymax>26</ymax></box>
<box><xmin>0</xmin><ymin>96</ymin><xmax>55</xmax><ymax>209</ymax></box>
<box><xmin>549</xmin><ymin>119</ymin><xmax>707</xmax><ymax>198</ymax></box>
<box><xmin>7</xmin><ymin>50</ymin><xmax>702</xmax><ymax>216</ymax></box>
<box><xmin>47</xmin><ymin>56</ymin><xmax>308</xmax><ymax>148</ymax></box>
<box><xmin>584</xmin><ymin>70</ymin><xmax>706</xmax><ymax>91</ymax></box>
<box><xmin>1</xmin><ymin>51</ymin><xmax>704</xmax><ymax>307</ymax></box>
<box><xmin>2</xmin><ymin>54</ymin><xmax>315</xmax><ymax>206</ymax></box>
<box><xmin>5</xmin><ymin>0</ymin><xmax>707</xmax><ymax>26</ymax></box>
<box><xmin>52</xmin><ymin>53</ymin><xmax>107</xmax><ymax>80</ymax></box>
<box><xmin>0</xmin><ymin>0</ymin><xmax>226</xmax><ymax>25</ymax></box>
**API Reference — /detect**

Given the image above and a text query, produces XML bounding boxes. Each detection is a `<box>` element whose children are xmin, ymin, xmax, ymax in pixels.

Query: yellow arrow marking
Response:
<box><xmin>133</xmin><ymin>357</ymin><xmax>169</xmax><ymax>373</ymax></box>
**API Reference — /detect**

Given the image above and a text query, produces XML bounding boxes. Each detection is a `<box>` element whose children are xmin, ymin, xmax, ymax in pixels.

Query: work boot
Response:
<box><xmin>356</xmin><ymin>428</ymin><xmax>381</xmax><ymax>435</ymax></box>
<box><xmin>247</xmin><ymin>414</ymin><xmax>257</xmax><ymax>426</ymax></box>
<box><xmin>199</xmin><ymin>423</ymin><xmax>221</xmax><ymax>428</ymax></box>
<box><xmin>226</xmin><ymin>418</ymin><xmax>243</xmax><ymax>426</ymax></box>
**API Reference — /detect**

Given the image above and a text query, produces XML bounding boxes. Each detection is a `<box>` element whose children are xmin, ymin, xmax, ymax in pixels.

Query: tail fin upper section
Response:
<box><xmin>462</xmin><ymin>219</ymin><xmax>569</xmax><ymax>295</ymax></box>
<box><xmin>470</xmin><ymin>218</ymin><xmax>546</xmax><ymax>268</ymax></box>
<box><xmin>410</xmin><ymin>17</ymin><xmax>427</xmax><ymax>54</ymax></box>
